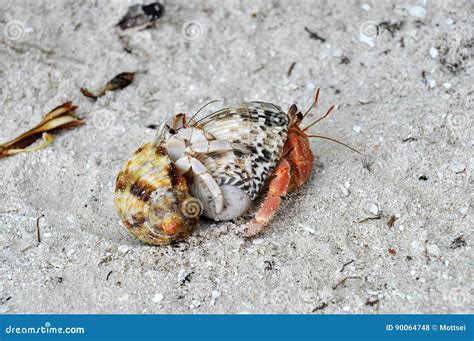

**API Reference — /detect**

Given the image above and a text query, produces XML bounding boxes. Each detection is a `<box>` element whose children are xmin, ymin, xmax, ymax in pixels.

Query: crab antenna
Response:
<box><xmin>187</xmin><ymin>99</ymin><xmax>221</xmax><ymax>125</ymax></box>
<box><xmin>306</xmin><ymin>134</ymin><xmax>365</xmax><ymax>156</ymax></box>
<box><xmin>302</xmin><ymin>88</ymin><xmax>321</xmax><ymax>118</ymax></box>
<box><xmin>302</xmin><ymin>104</ymin><xmax>335</xmax><ymax>132</ymax></box>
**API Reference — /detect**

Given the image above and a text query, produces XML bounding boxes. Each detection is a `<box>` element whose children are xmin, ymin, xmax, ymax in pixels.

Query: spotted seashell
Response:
<box><xmin>115</xmin><ymin>143</ymin><xmax>201</xmax><ymax>245</ymax></box>
<box><xmin>193</xmin><ymin>102</ymin><xmax>289</xmax><ymax>200</ymax></box>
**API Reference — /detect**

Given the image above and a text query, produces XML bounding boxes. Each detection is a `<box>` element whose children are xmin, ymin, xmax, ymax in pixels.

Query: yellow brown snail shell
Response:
<box><xmin>115</xmin><ymin>143</ymin><xmax>202</xmax><ymax>245</ymax></box>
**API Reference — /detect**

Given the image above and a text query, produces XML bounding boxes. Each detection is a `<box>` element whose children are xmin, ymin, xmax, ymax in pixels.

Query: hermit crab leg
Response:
<box><xmin>166</xmin><ymin>136</ymin><xmax>250</xmax><ymax>166</ymax></box>
<box><xmin>241</xmin><ymin>158</ymin><xmax>291</xmax><ymax>237</ymax></box>
<box><xmin>174</xmin><ymin>156</ymin><xmax>224</xmax><ymax>214</ymax></box>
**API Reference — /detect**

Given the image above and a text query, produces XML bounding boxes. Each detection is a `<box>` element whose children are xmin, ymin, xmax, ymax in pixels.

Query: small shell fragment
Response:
<box><xmin>338</xmin><ymin>183</ymin><xmax>349</xmax><ymax>196</ymax></box>
<box><xmin>408</xmin><ymin>6</ymin><xmax>426</xmax><ymax>18</ymax></box>
<box><xmin>117</xmin><ymin>2</ymin><xmax>165</xmax><ymax>30</ymax></box>
<box><xmin>369</xmin><ymin>204</ymin><xmax>379</xmax><ymax>215</ymax></box>
<box><xmin>152</xmin><ymin>293</ymin><xmax>164</xmax><ymax>303</ymax></box>
<box><xmin>429</xmin><ymin>47</ymin><xmax>439</xmax><ymax>59</ymax></box>
<box><xmin>301</xmin><ymin>225</ymin><xmax>315</xmax><ymax>234</ymax></box>
<box><xmin>426</xmin><ymin>244</ymin><xmax>441</xmax><ymax>257</ymax></box>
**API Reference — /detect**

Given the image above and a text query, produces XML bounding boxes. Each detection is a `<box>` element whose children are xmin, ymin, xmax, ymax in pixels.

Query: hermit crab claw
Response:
<box><xmin>165</xmin><ymin>136</ymin><xmax>186</xmax><ymax>161</ymax></box>
<box><xmin>172</xmin><ymin>156</ymin><xmax>225</xmax><ymax>215</ymax></box>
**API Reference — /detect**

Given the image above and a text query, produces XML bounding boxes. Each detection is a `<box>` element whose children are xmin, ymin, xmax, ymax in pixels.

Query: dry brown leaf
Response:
<box><xmin>117</xmin><ymin>2</ymin><xmax>164</xmax><ymax>30</ymax></box>
<box><xmin>80</xmin><ymin>72</ymin><xmax>135</xmax><ymax>100</ymax></box>
<box><xmin>0</xmin><ymin>102</ymin><xmax>83</xmax><ymax>158</ymax></box>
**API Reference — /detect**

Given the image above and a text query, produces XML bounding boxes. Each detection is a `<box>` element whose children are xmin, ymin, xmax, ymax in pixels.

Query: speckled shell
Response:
<box><xmin>115</xmin><ymin>143</ymin><xmax>200</xmax><ymax>245</ymax></box>
<box><xmin>192</xmin><ymin>102</ymin><xmax>290</xmax><ymax>200</ymax></box>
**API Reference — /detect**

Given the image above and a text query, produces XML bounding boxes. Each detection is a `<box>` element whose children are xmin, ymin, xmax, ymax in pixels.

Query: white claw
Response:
<box><xmin>173</xmin><ymin>156</ymin><xmax>224</xmax><ymax>214</ymax></box>
<box><xmin>175</xmin><ymin>127</ymin><xmax>208</xmax><ymax>144</ymax></box>
<box><xmin>189</xmin><ymin>157</ymin><xmax>207</xmax><ymax>174</ymax></box>
<box><xmin>198</xmin><ymin>173</ymin><xmax>224</xmax><ymax>214</ymax></box>
<box><xmin>162</xmin><ymin>124</ymin><xmax>240</xmax><ymax>217</ymax></box>
<box><xmin>175</xmin><ymin>157</ymin><xmax>192</xmax><ymax>175</ymax></box>
<box><xmin>187</xmin><ymin>158</ymin><xmax>224</xmax><ymax>214</ymax></box>
<box><xmin>165</xmin><ymin>136</ymin><xmax>186</xmax><ymax>161</ymax></box>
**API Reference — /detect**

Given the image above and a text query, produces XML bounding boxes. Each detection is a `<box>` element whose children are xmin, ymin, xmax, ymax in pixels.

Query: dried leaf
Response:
<box><xmin>117</xmin><ymin>2</ymin><xmax>164</xmax><ymax>30</ymax></box>
<box><xmin>80</xmin><ymin>72</ymin><xmax>135</xmax><ymax>100</ymax></box>
<box><xmin>0</xmin><ymin>102</ymin><xmax>82</xmax><ymax>158</ymax></box>
<box><xmin>5</xmin><ymin>132</ymin><xmax>53</xmax><ymax>156</ymax></box>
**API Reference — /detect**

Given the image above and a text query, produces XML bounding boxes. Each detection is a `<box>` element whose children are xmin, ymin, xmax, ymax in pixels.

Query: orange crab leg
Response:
<box><xmin>242</xmin><ymin>159</ymin><xmax>291</xmax><ymax>237</ymax></box>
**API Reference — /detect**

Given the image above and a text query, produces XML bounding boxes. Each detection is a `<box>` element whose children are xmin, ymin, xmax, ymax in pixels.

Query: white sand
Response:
<box><xmin>0</xmin><ymin>0</ymin><xmax>472</xmax><ymax>313</ymax></box>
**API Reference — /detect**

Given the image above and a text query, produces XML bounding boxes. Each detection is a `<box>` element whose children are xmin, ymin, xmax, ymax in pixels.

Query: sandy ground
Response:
<box><xmin>0</xmin><ymin>0</ymin><xmax>472</xmax><ymax>314</ymax></box>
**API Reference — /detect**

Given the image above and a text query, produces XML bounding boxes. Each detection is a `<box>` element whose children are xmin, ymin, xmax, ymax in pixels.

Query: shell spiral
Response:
<box><xmin>115</xmin><ymin>143</ymin><xmax>201</xmax><ymax>245</ymax></box>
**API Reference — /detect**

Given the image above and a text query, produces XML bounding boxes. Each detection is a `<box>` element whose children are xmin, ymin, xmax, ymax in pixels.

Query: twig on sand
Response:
<box><xmin>357</xmin><ymin>215</ymin><xmax>381</xmax><ymax>224</ymax></box>
<box><xmin>339</xmin><ymin>260</ymin><xmax>355</xmax><ymax>273</ymax></box>
<box><xmin>36</xmin><ymin>215</ymin><xmax>44</xmax><ymax>244</ymax></box>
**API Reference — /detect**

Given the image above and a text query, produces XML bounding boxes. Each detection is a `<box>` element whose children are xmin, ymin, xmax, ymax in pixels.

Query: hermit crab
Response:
<box><xmin>115</xmin><ymin>102</ymin><xmax>288</xmax><ymax>245</ymax></box>
<box><xmin>156</xmin><ymin>89</ymin><xmax>362</xmax><ymax>237</ymax></box>
<box><xmin>115</xmin><ymin>89</ymin><xmax>361</xmax><ymax>245</ymax></box>
<box><xmin>154</xmin><ymin>101</ymin><xmax>290</xmax><ymax>222</ymax></box>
